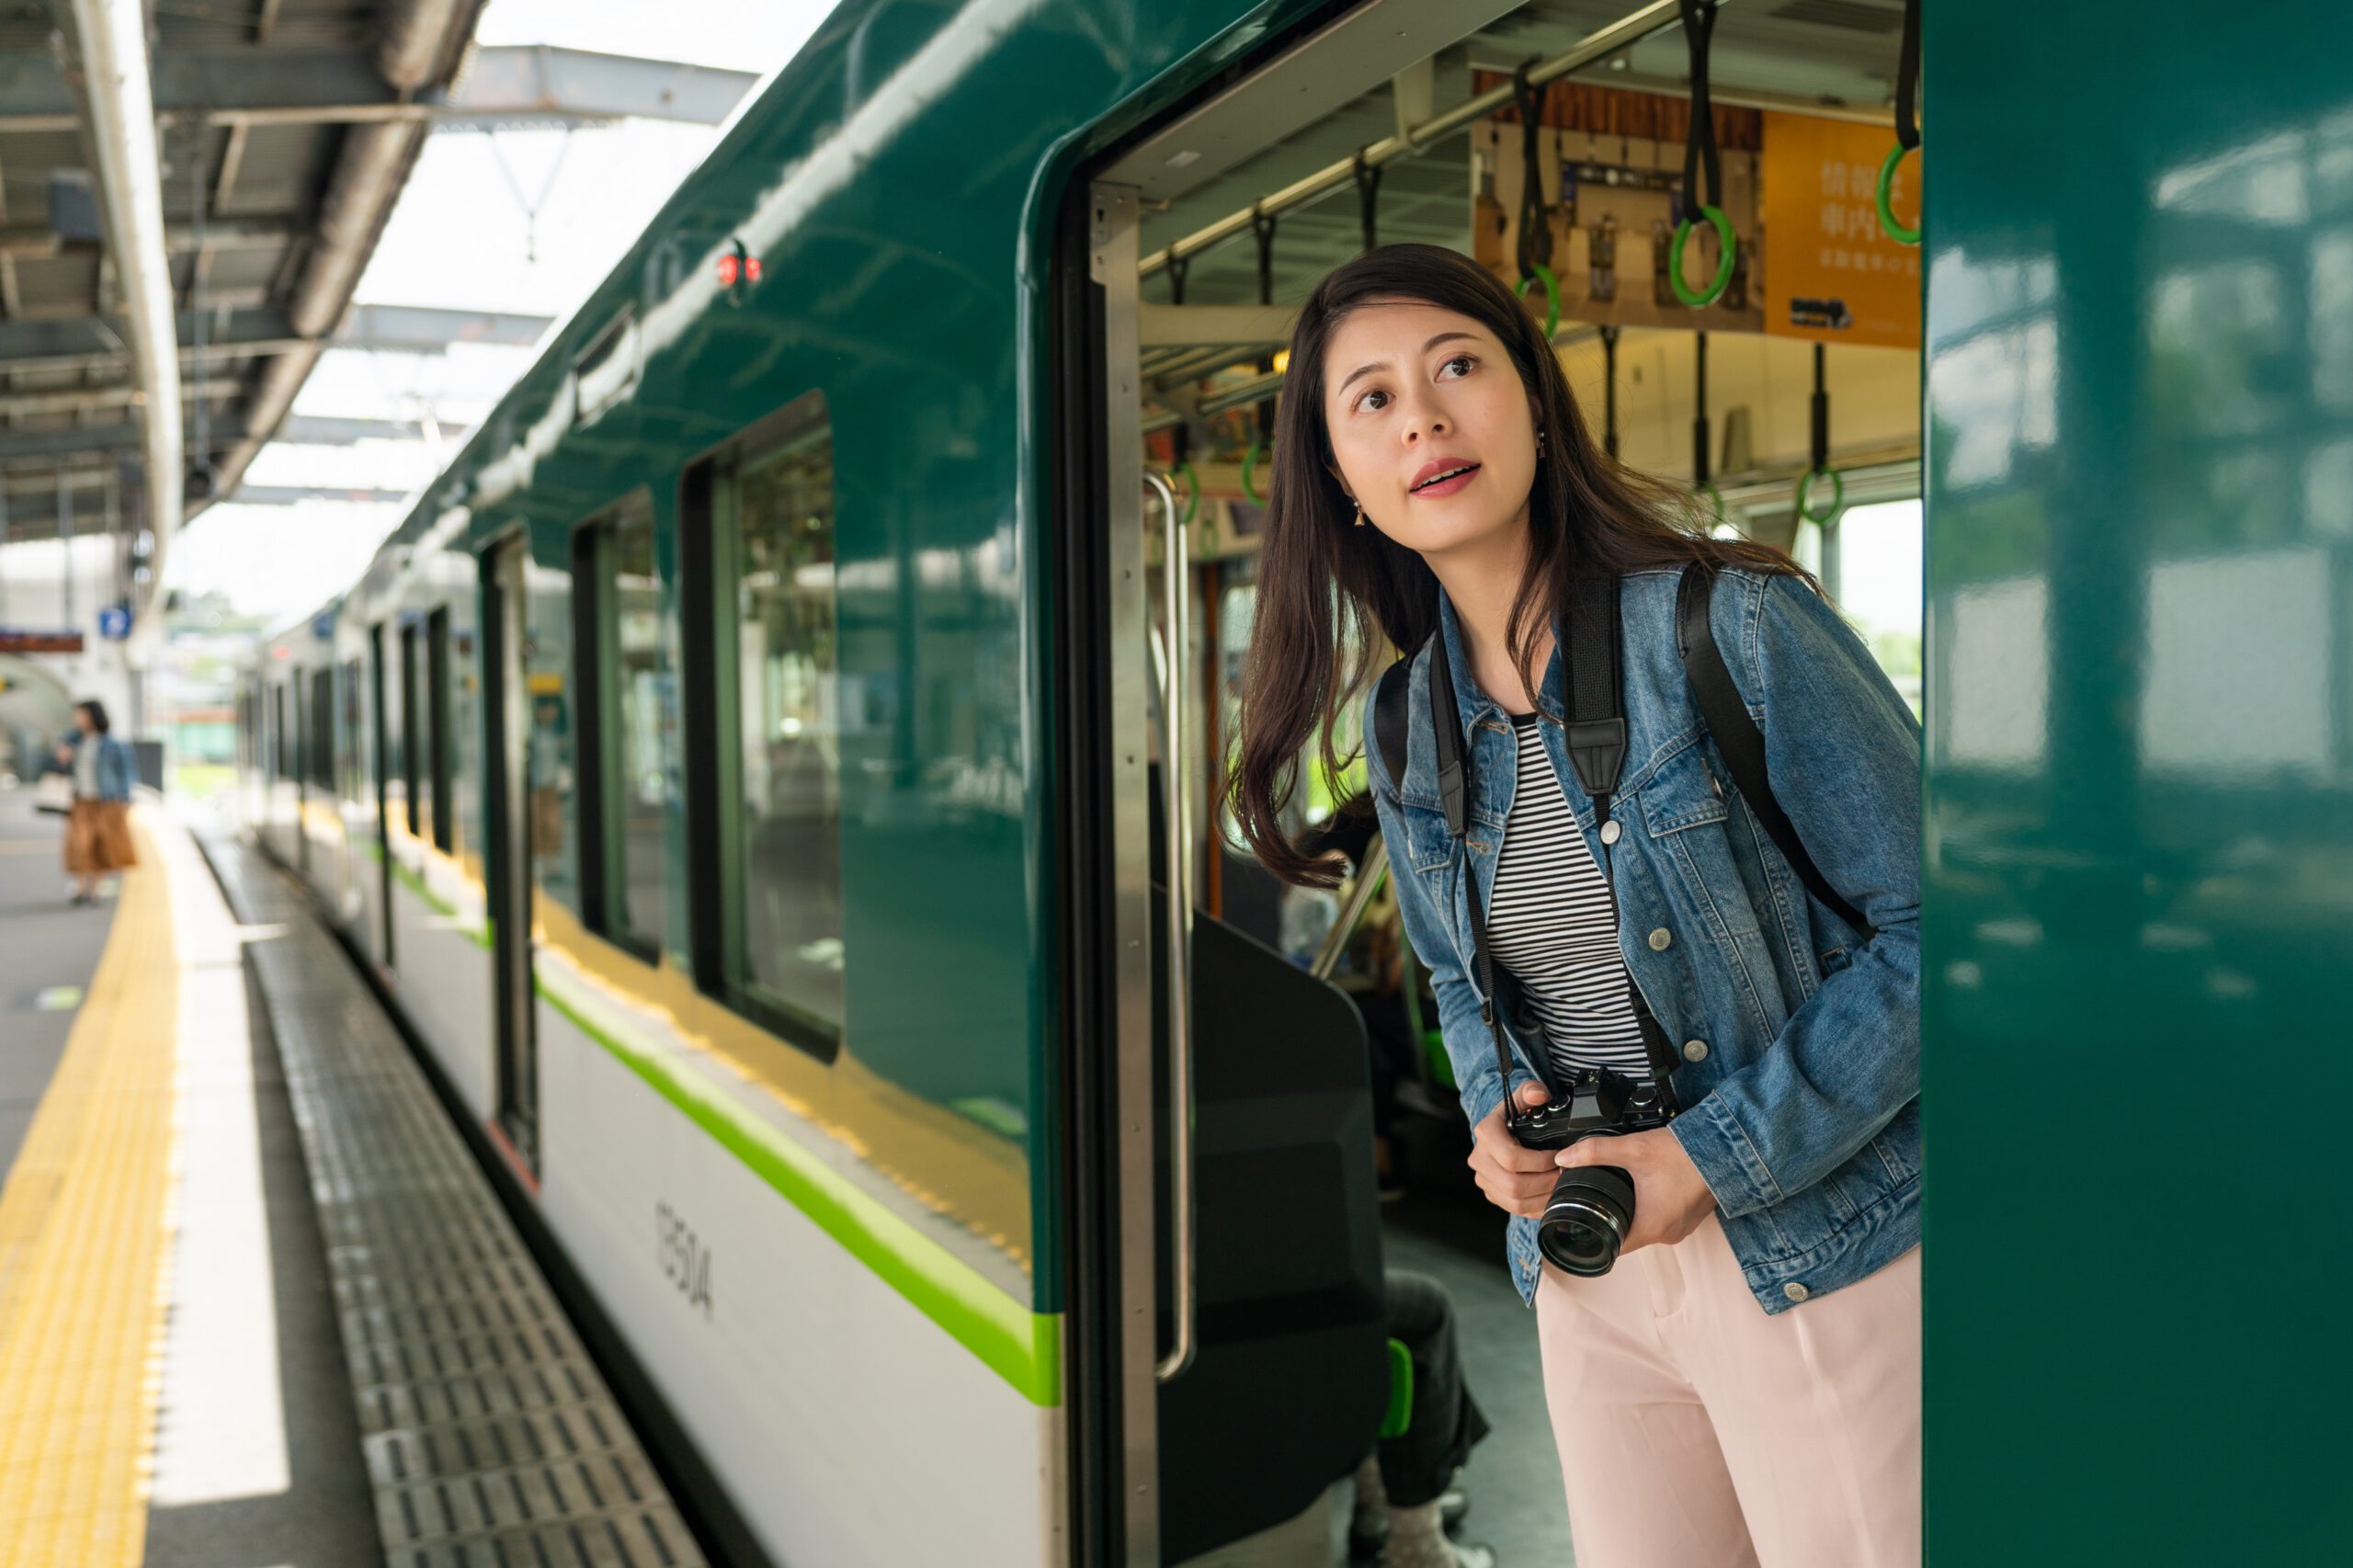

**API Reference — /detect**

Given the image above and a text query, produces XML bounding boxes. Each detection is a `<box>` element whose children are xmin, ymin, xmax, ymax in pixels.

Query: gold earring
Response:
<box><xmin>1353</xmin><ymin>503</ymin><xmax>1365</xmax><ymax>528</ymax></box>
<box><xmin>1537</xmin><ymin>428</ymin><xmax>1548</xmax><ymax>457</ymax></box>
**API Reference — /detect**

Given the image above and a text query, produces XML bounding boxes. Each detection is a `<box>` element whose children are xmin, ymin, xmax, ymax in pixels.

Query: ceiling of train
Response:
<box><xmin>1134</xmin><ymin>0</ymin><xmax>1907</xmax><ymax>312</ymax></box>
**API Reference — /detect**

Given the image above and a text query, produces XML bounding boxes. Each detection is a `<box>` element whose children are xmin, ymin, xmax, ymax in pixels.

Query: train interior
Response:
<box><xmin>1094</xmin><ymin>1</ymin><xmax>1926</xmax><ymax>1559</ymax></box>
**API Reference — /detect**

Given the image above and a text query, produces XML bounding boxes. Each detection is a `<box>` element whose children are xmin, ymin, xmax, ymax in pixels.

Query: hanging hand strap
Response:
<box><xmin>1598</xmin><ymin>324</ymin><xmax>1621</xmax><ymax>460</ymax></box>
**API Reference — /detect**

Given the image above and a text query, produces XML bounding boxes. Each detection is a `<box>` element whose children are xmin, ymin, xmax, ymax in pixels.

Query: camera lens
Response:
<box><xmin>1538</xmin><ymin>1164</ymin><xmax>1637</xmax><ymax>1277</ymax></box>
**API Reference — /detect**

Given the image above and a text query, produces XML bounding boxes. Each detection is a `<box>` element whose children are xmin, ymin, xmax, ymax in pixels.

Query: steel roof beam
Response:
<box><xmin>0</xmin><ymin>218</ymin><xmax>299</xmax><ymax>258</ymax></box>
<box><xmin>0</xmin><ymin>379</ymin><xmax>240</xmax><ymax>420</ymax></box>
<box><xmin>223</xmin><ymin>483</ymin><xmax>413</xmax><ymax>506</ymax></box>
<box><xmin>0</xmin><ymin>306</ymin><xmax>301</xmax><ymax>373</ymax></box>
<box><xmin>337</xmin><ymin>302</ymin><xmax>551</xmax><ymax>350</ymax></box>
<box><xmin>0</xmin><ymin>412</ymin><xmax>326</xmax><ymax>460</ymax></box>
<box><xmin>427</xmin><ymin>45</ymin><xmax>760</xmax><ymax>130</ymax></box>
<box><xmin>0</xmin><ymin>44</ymin><xmax>756</xmax><ymax>134</ymax></box>
<box><xmin>0</xmin><ymin>302</ymin><xmax>550</xmax><ymax>374</ymax></box>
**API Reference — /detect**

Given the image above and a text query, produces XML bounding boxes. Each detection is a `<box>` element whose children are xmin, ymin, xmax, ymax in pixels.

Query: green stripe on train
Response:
<box><xmin>534</xmin><ymin>981</ymin><xmax>1061</xmax><ymax>1407</ymax></box>
<box><xmin>380</xmin><ymin>845</ymin><xmax>494</xmax><ymax>949</ymax></box>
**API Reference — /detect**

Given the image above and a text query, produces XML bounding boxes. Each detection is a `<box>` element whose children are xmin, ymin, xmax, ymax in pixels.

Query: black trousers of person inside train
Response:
<box><xmin>1381</xmin><ymin>1269</ymin><xmax>1493</xmax><ymax>1507</ymax></box>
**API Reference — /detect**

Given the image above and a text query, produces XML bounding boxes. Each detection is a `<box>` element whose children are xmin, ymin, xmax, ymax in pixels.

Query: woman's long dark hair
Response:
<box><xmin>1222</xmin><ymin>244</ymin><xmax>1813</xmax><ymax>888</ymax></box>
<box><xmin>77</xmin><ymin>699</ymin><xmax>111</xmax><ymax>734</ymax></box>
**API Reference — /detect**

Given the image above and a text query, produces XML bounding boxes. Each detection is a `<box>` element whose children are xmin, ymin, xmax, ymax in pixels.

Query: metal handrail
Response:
<box><xmin>1145</xmin><ymin>469</ymin><xmax>1197</xmax><ymax>1384</ymax></box>
<box><xmin>1138</xmin><ymin>0</ymin><xmax>1719</xmax><ymax>279</ymax></box>
<box><xmin>1312</xmin><ymin>839</ymin><xmax>1390</xmax><ymax>983</ymax></box>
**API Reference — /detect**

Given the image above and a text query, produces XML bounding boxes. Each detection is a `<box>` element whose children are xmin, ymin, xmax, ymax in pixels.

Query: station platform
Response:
<box><xmin>0</xmin><ymin>789</ymin><xmax>708</xmax><ymax>1568</ymax></box>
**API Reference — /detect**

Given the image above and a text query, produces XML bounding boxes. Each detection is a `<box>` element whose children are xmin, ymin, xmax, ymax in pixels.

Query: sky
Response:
<box><xmin>166</xmin><ymin>0</ymin><xmax>842</xmax><ymax>621</ymax></box>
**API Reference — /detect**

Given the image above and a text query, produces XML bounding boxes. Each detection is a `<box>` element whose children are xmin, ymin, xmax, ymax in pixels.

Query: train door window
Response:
<box><xmin>340</xmin><ymin>659</ymin><xmax>364</xmax><ymax>802</ymax></box>
<box><xmin>309</xmin><ymin>668</ymin><xmax>335</xmax><ymax>792</ymax></box>
<box><xmin>681</xmin><ymin>390</ymin><xmax>841</xmax><ymax>1058</ymax></box>
<box><xmin>426</xmin><ymin>607</ymin><xmax>454</xmax><ymax>853</ymax></box>
<box><xmin>573</xmin><ymin>492</ymin><xmax>665</xmax><ymax>960</ymax></box>
<box><xmin>273</xmin><ymin>684</ymin><xmax>290</xmax><ymax>779</ymax></box>
<box><xmin>401</xmin><ymin>622</ymin><xmax>424</xmax><ymax>838</ymax></box>
<box><xmin>522</xmin><ymin>551</ymin><xmax>577</xmax><ymax>914</ymax></box>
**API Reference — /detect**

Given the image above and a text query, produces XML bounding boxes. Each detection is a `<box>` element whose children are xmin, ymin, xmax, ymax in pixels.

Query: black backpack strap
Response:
<box><xmin>1373</xmin><ymin>652</ymin><xmax>1414</xmax><ymax>799</ymax></box>
<box><xmin>1676</xmin><ymin>566</ymin><xmax>1877</xmax><ymax>941</ymax></box>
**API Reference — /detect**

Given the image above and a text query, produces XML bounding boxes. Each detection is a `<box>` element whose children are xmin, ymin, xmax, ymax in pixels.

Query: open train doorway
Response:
<box><xmin>1065</xmin><ymin>1</ymin><xmax>1927</xmax><ymax>1562</ymax></box>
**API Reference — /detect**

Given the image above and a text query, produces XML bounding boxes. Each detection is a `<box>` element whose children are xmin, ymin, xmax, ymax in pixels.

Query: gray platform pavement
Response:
<box><xmin>0</xmin><ymin>786</ymin><xmax>117</xmax><ymax>1182</ymax></box>
<box><xmin>197</xmin><ymin>822</ymin><xmax>708</xmax><ymax>1568</ymax></box>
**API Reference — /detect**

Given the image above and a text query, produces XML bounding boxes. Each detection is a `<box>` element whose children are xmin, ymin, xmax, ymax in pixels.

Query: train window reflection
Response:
<box><xmin>727</xmin><ymin>417</ymin><xmax>841</xmax><ymax>1044</ymax></box>
<box><xmin>525</xmin><ymin>558</ymin><xmax>576</xmax><ymax>913</ymax></box>
<box><xmin>575</xmin><ymin>494</ymin><xmax>668</xmax><ymax>960</ymax></box>
<box><xmin>612</xmin><ymin>511</ymin><xmax>668</xmax><ymax>951</ymax></box>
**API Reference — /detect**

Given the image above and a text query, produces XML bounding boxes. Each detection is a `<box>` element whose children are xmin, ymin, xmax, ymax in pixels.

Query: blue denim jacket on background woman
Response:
<box><xmin>64</xmin><ymin>731</ymin><xmax>136</xmax><ymax>802</ymax></box>
<box><xmin>1364</xmin><ymin>566</ymin><xmax>1922</xmax><ymax>1315</ymax></box>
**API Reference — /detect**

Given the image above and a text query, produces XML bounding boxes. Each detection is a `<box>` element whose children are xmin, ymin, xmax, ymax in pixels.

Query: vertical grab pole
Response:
<box><xmin>1145</xmin><ymin>469</ymin><xmax>1197</xmax><ymax>1385</ymax></box>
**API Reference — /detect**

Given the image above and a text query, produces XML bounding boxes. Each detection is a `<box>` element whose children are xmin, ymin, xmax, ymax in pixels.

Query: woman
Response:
<box><xmin>1223</xmin><ymin>246</ymin><xmax>1921</xmax><ymax>1568</ymax></box>
<box><xmin>57</xmin><ymin>699</ymin><xmax>137</xmax><ymax>904</ymax></box>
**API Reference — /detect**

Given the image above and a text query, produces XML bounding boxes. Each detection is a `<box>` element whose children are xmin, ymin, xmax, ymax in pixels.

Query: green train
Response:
<box><xmin>233</xmin><ymin>1</ymin><xmax>2350</xmax><ymax>1563</ymax></box>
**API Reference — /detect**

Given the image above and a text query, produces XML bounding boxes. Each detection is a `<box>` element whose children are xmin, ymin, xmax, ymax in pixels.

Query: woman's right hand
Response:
<box><xmin>1469</xmin><ymin>1082</ymin><xmax>1563</xmax><ymax>1220</ymax></box>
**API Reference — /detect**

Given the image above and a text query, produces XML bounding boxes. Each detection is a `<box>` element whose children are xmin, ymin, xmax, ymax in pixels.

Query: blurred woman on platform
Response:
<box><xmin>56</xmin><ymin>699</ymin><xmax>136</xmax><ymax>905</ymax></box>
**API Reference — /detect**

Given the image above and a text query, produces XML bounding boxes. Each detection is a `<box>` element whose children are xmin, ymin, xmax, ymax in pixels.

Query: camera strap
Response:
<box><xmin>1427</xmin><ymin>577</ymin><xmax>1684</xmax><ymax>1102</ymax></box>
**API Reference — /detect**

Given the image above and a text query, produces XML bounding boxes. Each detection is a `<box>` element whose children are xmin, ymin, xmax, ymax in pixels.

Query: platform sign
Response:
<box><xmin>96</xmin><ymin>606</ymin><xmax>131</xmax><ymax>640</ymax></box>
<box><xmin>1758</xmin><ymin>110</ymin><xmax>1921</xmax><ymax>349</ymax></box>
<box><xmin>0</xmin><ymin>628</ymin><xmax>85</xmax><ymax>653</ymax></box>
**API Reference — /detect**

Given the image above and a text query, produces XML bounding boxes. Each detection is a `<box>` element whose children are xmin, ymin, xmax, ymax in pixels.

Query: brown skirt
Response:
<box><xmin>64</xmin><ymin>800</ymin><xmax>138</xmax><ymax>874</ymax></box>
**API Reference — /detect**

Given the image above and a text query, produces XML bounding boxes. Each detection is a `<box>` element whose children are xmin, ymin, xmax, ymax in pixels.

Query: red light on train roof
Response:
<box><xmin>717</xmin><ymin>253</ymin><xmax>763</xmax><ymax>287</ymax></box>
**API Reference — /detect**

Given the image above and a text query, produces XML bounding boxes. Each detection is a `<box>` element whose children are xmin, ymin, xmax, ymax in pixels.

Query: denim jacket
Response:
<box><xmin>66</xmin><ymin>733</ymin><xmax>135</xmax><ymax>802</ymax></box>
<box><xmin>1363</xmin><ymin>567</ymin><xmax>1921</xmax><ymax>1315</ymax></box>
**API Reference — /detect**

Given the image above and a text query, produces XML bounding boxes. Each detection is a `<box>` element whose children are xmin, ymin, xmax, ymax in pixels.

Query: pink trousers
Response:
<box><xmin>1534</xmin><ymin>1215</ymin><xmax>1921</xmax><ymax>1568</ymax></box>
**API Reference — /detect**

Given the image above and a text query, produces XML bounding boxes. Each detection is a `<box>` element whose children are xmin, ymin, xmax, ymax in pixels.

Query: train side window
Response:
<box><xmin>400</xmin><ymin>623</ymin><xmax>424</xmax><ymax>839</ymax></box>
<box><xmin>427</xmin><ymin>607</ymin><xmax>454</xmax><ymax>853</ymax></box>
<box><xmin>341</xmin><ymin>658</ymin><xmax>364</xmax><ymax>803</ymax></box>
<box><xmin>309</xmin><ymin>668</ymin><xmax>335</xmax><ymax>792</ymax></box>
<box><xmin>681</xmin><ymin>390</ymin><xmax>841</xmax><ymax>1060</ymax></box>
<box><xmin>274</xmin><ymin>684</ymin><xmax>290</xmax><ymax>778</ymax></box>
<box><xmin>574</xmin><ymin>493</ymin><xmax>665</xmax><ymax>960</ymax></box>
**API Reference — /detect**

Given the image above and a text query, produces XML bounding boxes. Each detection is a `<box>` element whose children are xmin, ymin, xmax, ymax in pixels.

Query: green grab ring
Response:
<box><xmin>1515</xmin><ymin>262</ymin><xmax>1562</xmax><ymax>339</ymax></box>
<box><xmin>1876</xmin><ymin>143</ymin><xmax>1921</xmax><ymax>246</ymax></box>
<box><xmin>1176</xmin><ymin>460</ymin><xmax>1199</xmax><ymax>528</ymax></box>
<box><xmin>1797</xmin><ymin>466</ymin><xmax>1846</xmax><ymax>524</ymax></box>
<box><xmin>1695</xmin><ymin>481</ymin><xmax>1724</xmax><ymax>526</ymax></box>
<box><xmin>1242</xmin><ymin>438</ymin><xmax>1268</xmax><ymax>505</ymax></box>
<box><xmin>1669</xmin><ymin>206</ymin><xmax>1738</xmax><ymax>309</ymax></box>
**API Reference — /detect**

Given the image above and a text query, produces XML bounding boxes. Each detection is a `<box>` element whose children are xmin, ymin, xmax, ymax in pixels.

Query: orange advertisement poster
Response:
<box><xmin>1759</xmin><ymin>110</ymin><xmax>1921</xmax><ymax>349</ymax></box>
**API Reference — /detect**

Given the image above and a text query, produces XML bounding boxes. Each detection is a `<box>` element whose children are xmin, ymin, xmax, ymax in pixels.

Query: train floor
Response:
<box><xmin>0</xmin><ymin>787</ymin><xmax>704</xmax><ymax>1568</ymax></box>
<box><xmin>1375</xmin><ymin>1191</ymin><xmax>1574</xmax><ymax>1565</ymax></box>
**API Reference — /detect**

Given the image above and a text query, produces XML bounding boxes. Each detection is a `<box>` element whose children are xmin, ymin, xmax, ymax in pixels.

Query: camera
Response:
<box><xmin>1509</xmin><ymin>1066</ymin><xmax>1675</xmax><ymax>1277</ymax></box>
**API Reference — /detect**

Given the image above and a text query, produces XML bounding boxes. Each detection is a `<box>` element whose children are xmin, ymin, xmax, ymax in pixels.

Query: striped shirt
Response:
<box><xmin>1483</xmin><ymin>711</ymin><xmax>1653</xmax><ymax>1085</ymax></box>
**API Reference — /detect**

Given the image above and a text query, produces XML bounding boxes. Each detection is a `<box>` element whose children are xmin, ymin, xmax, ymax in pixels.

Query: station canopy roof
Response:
<box><xmin>0</xmin><ymin>0</ymin><xmax>756</xmax><ymax>634</ymax></box>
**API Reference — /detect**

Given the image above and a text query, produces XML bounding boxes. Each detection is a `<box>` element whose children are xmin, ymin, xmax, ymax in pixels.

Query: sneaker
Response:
<box><xmin>1351</xmin><ymin>1490</ymin><xmax>1471</xmax><ymax>1560</ymax></box>
<box><xmin>1374</xmin><ymin>1539</ymin><xmax>1495</xmax><ymax>1568</ymax></box>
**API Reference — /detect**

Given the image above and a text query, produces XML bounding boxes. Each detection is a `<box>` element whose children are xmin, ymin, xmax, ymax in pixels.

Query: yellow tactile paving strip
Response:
<box><xmin>0</xmin><ymin>810</ymin><xmax>179</xmax><ymax>1567</ymax></box>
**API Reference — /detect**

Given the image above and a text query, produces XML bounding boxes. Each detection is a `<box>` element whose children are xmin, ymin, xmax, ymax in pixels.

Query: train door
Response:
<box><xmin>1059</xmin><ymin>173</ymin><xmax>1388</xmax><ymax>1566</ymax></box>
<box><xmin>484</xmin><ymin>539</ymin><xmax>539</xmax><ymax>1166</ymax></box>
<box><xmin>369</xmin><ymin>623</ymin><xmax>395</xmax><ymax>971</ymax></box>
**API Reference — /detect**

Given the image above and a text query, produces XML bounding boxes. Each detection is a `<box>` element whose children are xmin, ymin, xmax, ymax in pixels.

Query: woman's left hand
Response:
<box><xmin>1557</xmin><ymin>1127</ymin><xmax>1718</xmax><ymax>1256</ymax></box>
